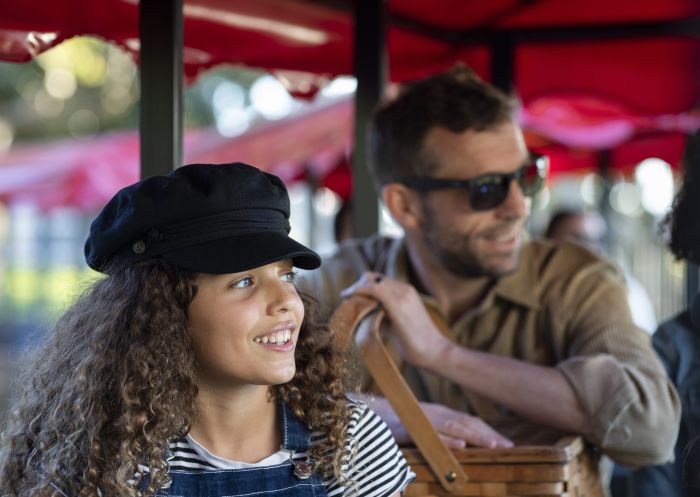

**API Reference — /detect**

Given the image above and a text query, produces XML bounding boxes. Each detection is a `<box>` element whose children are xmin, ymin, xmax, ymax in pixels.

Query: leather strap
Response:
<box><xmin>330</xmin><ymin>295</ymin><xmax>468</xmax><ymax>493</ymax></box>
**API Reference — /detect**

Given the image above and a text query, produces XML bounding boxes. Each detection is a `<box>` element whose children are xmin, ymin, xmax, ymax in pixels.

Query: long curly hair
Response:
<box><xmin>0</xmin><ymin>259</ymin><xmax>351</xmax><ymax>497</ymax></box>
<box><xmin>665</xmin><ymin>131</ymin><xmax>700</xmax><ymax>265</ymax></box>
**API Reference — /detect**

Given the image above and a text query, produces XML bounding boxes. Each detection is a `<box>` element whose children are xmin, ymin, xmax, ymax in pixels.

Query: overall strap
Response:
<box><xmin>280</xmin><ymin>401</ymin><xmax>311</xmax><ymax>453</ymax></box>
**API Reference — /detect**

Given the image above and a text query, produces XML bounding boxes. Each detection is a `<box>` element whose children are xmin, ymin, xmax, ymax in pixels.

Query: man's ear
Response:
<box><xmin>381</xmin><ymin>183</ymin><xmax>423</xmax><ymax>230</ymax></box>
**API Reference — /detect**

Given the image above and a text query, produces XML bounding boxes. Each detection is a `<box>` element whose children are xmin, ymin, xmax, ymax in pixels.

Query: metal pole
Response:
<box><xmin>597</xmin><ymin>149</ymin><xmax>614</xmax><ymax>250</ymax></box>
<box><xmin>352</xmin><ymin>0</ymin><xmax>386</xmax><ymax>238</ymax></box>
<box><xmin>139</xmin><ymin>0</ymin><xmax>184</xmax><ymax>177</ymax></box>
<box><xmin>490</xmin><ymin>35</ymin><xmax>514</xmax><ymax>94</ymax></box>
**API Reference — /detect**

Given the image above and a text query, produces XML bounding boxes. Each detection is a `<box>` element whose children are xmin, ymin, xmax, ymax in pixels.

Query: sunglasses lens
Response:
<box><xmin>469</xmin><ymin>180</ymin><xmax>509</xmax><ymax>211</ymax></box>
<box><xmin>519</xmin><ymin>159</ymin><xmax>546</xmax><ymax>196</ymax></box>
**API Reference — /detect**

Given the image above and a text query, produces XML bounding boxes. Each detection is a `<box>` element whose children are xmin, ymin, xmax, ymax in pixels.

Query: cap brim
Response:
<box><xmin>162</xmin><ymin>231</ymin><xmax>321</xmax><ymax>274</ymax></box>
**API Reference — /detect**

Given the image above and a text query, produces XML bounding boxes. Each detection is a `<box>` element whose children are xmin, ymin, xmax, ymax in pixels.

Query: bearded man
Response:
<box><xmin>300</xmin><ymin>66</ymin><xmax>679</xmax><ymax>468</ymax></box>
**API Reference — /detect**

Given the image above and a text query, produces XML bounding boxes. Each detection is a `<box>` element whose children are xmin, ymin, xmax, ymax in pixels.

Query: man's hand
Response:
<box><xmin>340</xmin><ymin>272</ymin><xmax>451</xmax><ymax>369</ymax></box>
<box><xmin>362</xmin><ymin>396</ymin><xmax>513</xmax><ymax>449</ymax></box>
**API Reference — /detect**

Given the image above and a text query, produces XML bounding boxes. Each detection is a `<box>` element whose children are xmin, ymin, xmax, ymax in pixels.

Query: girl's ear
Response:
<box><xmin>380</xmin><ymin>183</ymin><xmax>424</xmax><ymax>230</ymax></box>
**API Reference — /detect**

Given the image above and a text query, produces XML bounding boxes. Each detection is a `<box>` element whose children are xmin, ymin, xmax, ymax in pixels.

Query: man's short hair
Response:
<box><xmin>368</xmin><ymin>64</ymin><xmax>517</xmax><ymax>188</ymax></box>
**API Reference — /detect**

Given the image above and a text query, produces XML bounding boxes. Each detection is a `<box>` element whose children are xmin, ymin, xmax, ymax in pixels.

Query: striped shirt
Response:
<box><xmin>167</xmin><ymin>402</ymin><xmax>415</xmax><ymax>497</ymax></box>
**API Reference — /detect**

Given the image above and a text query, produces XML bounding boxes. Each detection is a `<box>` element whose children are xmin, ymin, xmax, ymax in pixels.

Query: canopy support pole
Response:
<box><xmin>352</xmin><ymin>0</ymin><xmax>386</xmax><ymax>238</ymax></box>
<box><xmin>490</xmin><ymin>35</ymin><xmax>514</xmax><ymax>94</ymax></box>
<box><xmin>139</xmin><ymin>0</ymin><xmax>183</xmax><ymax>177</ymax></box>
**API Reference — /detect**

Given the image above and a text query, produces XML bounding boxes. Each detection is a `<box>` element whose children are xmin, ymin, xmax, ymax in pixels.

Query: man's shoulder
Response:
<box><xmin>321</xmin><ymin>233</ymin><xmax>402</xmax><ymax>281</ymax></box>
<box><xmin>500</xmin><ymin>239</ymin><xmax>624</xmax><ymax>307</ymax></box>
<box><xmin>522</xmin><ymin>238</ymin><xmax>620</xmax><ymax>282</ymax></box>
<box><xmin>298</xmin><ymin>234</ymin><xmax>402</xmax><ymax>311</ymax></box>
<box><xmin>325</xmin><ymin>234</ymin><xmax>401</xmax><ymax>267</ymax></box>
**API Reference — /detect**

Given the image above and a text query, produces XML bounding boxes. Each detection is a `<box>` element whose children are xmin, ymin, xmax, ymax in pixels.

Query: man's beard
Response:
<box><xmin>423</xmin><ymin>228</ymin><xmax>493</xmax><ymax>278</ymax></box>
<box><xmin>421</xmin><ymin>204</ymin><xmax>521</xmax><ymax>279</ymax></box>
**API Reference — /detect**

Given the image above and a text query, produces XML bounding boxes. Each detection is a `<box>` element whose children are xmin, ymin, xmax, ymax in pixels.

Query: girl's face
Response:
<box><xmin>188</xmin><ymin>259</ymin><xmax>304</xmax><ymax>388</ymax></box>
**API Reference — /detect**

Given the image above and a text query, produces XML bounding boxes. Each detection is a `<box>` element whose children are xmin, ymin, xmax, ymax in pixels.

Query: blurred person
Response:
<box><xmin>632</xmin><ymin>132</ymin><xmax>700</xmax><ymax>497</ymax></box>
<box><xmin>0</xmin><ymin>163</ymin><xmax>413</xmax><ymax>497</ymax></box>
<box><xmin>300</xmin><ymin>65</ymin><xmax>680</xmax><ymax>477</ymax></box>
<box><xmin>545</xmin><ymin>208</ymin><xmax>657</xmax><ymax>334</ymax></box>
<box><xmin>334</xmin><ymin>199</ymin><xmax>353</xmax><ymax>244</ymax></box>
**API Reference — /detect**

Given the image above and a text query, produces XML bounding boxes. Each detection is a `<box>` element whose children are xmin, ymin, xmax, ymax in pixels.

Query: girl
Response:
<box><xmin>0</xmin><ymin>163</ymin><xmax>414</xmax><ymax>497</ymax></box>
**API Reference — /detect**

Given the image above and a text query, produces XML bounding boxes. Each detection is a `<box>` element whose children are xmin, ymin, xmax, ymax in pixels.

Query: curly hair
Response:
<box><xmin>665</xmin><ymin>131</ymin><xmax>700</xmax><ymax>265</ymax></box>
<box><xmin>0</xmin><ymin>259</ymin><xmax>351</xmax><ymax>497</ymax></box>
<box><xmin>368</xmin><ymin>64</ymin><xmax>516</xmax><ymax>188</ymax></box>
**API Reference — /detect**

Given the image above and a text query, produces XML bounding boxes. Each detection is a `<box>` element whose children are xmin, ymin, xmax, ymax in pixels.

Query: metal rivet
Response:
<box><xmin>445</xmin><ymin>471</ymin><xmax>457</xmax><ymax>482</ymax></box>
<box><xmin>132</xmin><ymin>240</ymin><xmax>146</xmax><ymax>255</ymax></box>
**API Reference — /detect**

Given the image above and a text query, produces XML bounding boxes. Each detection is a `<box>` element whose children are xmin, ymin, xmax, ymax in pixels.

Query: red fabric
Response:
<box><xmin>0</xmin><ymin>99</ymin><xmax>352</xmax><ymax>210</ymax></box>
<box><xmin>0</xmin><ymin>0</ymin><xmax>698</xmax><ymax>188</ymax></box>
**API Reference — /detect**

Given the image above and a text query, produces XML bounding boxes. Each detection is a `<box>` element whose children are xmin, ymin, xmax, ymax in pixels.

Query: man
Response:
<box><xmin>301</xmin><ymin>66</ymin><xmax>679</xmax><ymax>466</ymax></box>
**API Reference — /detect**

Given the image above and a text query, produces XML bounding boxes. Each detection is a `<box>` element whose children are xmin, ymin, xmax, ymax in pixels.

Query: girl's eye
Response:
<box><xmin>231</xmin><ymin>277</ymin><xmax>253</xmax><ymax>289</ymax></box>
<box><xmin>281</xmin><ymin>270</ymin><xmax>298</xmax><ymax>283</ymax></box>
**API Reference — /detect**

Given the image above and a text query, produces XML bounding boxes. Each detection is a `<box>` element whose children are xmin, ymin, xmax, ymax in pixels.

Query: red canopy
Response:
<box><xmin>1</xmin><ymin>0</ymin><xmax>699</xmax><ymax>170</ymax></box>
<box><xmin>0</xmin><ymin>99</ymin><xmax>352</xmax><ymax>210</ymax></box>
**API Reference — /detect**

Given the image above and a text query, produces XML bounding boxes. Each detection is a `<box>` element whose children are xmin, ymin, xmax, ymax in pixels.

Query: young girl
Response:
<box><xmin>0</xmin><ymin>163</ymin><xmax>414</xmax><ymax>497</ymax></box>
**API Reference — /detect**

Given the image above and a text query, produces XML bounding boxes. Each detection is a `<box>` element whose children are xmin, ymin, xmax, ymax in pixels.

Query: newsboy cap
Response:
<box><xmin>85</xmin><ymin>162</ymin><xmax>321</xmax><ymax>274</ymax></box>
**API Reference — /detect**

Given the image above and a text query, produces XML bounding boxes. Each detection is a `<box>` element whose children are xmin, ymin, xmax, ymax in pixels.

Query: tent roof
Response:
<box><xmin>0</xmin><ymin>0</ymin><xmax>698</xmax><ymax>172</ymax></box>
<box><xmin>2</xmin><ymin>0</ymin><xmax>698</xmax><ymax>109</ymax></box>
<box><xmin>0</xmin><ymin>99</ymin><xmax>352</xmax><ymax>210</ymax></box>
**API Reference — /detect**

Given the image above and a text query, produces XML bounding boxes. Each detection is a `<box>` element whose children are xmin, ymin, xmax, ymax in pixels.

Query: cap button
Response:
<box><xmin>132</xmin><ymin>240</ymin><xmax>146</xmax><ymax>255</ymax></box>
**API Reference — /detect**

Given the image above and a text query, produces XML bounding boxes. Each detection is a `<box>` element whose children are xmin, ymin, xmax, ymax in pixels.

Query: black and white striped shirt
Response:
<box><xmin>167</xmin><ymin>402</ymin><xmax>415</xmax><ymax>497</ymax></box>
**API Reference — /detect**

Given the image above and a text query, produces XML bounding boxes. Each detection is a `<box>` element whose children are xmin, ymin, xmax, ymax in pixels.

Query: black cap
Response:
<box><xmin>85</xmin><ymin>162</ymin><xmax>321</xmax><ymax>274</ymax></box>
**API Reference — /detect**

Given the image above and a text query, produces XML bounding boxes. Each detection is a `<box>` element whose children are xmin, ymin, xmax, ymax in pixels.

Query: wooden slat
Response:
<box><xmin>410</xmin><ymin>462</ymin><xmax>570</xmax><ymax>483</ymax></box>
<box><xmin>401</xmin><ymin>438</ymin><xmax>580</xmax><ymax>465</ymax></box>
<box><xmin>405</xmin><ymin>481</ymin><xmax>565</xmax><ymax>496</ymax></box>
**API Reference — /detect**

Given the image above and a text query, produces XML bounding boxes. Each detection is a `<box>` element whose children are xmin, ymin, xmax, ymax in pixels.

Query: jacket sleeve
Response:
<box><xmin>553</xmin><ymin>262</ymin><xmax>681</xmax><ymax>466</ymax></box>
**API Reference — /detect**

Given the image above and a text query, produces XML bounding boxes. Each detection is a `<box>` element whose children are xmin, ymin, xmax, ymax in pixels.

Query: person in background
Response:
<box><xmin>334</xmin><ymin>200</ymin><xmax>353</xmax><ymax>245</ymax></box>
<box><xmin>544</xmin><ymin>208</ymin><xmax>657</xmax><ymax>334</ymax></box>
<box><xmin>0</xmin><ymin>163</ymin><xmax>413</xmax><ymax>497</ymax></box>
<box><xmin>632</xmin><ymin>132</ymin><xmax>700</xmax><ymax>497</ymax></box>
<box><xmin>300</xmin><ymin>65</ymin><xmax>680</xmax><ymax>480</ymax></box>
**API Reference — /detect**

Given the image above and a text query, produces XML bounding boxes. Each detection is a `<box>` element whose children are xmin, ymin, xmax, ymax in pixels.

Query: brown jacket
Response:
<box><xmin>300</xmin><ymin>235</ymin><xmax>680</xmax><ymax>466</ymax></box>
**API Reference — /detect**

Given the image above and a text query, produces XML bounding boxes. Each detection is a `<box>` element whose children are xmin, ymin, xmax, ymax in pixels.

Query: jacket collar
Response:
<box><xmin>387</xmin><ymin>237</ymin><xmax>540</xmax><ymax>314</ymax></box>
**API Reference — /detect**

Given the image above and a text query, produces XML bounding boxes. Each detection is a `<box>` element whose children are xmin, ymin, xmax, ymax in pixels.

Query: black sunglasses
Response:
<box><xmin>397</xmin><ymin>154</ymin><xmax>548</xmax><ymax>211</ymax></box>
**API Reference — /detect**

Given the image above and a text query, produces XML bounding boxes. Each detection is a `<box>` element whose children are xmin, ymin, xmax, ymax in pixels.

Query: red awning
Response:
<box><xmin>0</xmin><ymin>0</ymin><xmax>698</xmax><ymax>169</ymax></box>
<box><xmin>0</xmin><ymin>99</ymin><xmax>352</xmax><ymax>210</ymax></box>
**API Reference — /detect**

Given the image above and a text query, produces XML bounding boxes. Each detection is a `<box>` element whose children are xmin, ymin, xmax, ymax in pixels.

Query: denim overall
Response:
<box><xmin>159</xmin><ymin>403</ymin><xmax>328</xmax><ymax>497</ymax></box>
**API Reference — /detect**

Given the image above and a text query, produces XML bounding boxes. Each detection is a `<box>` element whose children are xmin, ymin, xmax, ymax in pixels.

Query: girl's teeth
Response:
<box><xmin>255</xmin><ymin>331</ymin><xmax>292</xmax><ymax>344</ymax></box>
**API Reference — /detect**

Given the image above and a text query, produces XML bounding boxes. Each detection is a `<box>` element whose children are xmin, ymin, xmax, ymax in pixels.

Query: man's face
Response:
<box><xmin>415</xmin><ymin>120</ymin><xmax>531</xmax><ymax>278</ymax></box>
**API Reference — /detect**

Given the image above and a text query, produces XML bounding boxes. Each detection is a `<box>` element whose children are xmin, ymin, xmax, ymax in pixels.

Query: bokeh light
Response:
<box><xmin>250</xmin><ymin>75</ymin><xmax>295</xmax><ymax>120</ymax></box>
<box><xmin>320</xmin><ymin>76</ymin><xmax>357</xmax><ymax>98</ymax></box>
<box><xmin>635</xmin><ymin>158</ymin><xmax>675</xmax><ymax>217</ymax></box>
<box><xmin>610</xmin><ymin>181</ymin><xmax>643</xmax><ymax>217</ymax></box>
<box><xmin>44</xmin><ymin>67</ymin><xmax>77</xmax><ymax>100</ymax></box>
<box><xmin>67</xmin><ymin>109</ymin><xmax>100</xmax><ymax>139</ymax></box>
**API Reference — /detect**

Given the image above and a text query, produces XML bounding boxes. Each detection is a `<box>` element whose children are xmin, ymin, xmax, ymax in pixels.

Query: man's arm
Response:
<box><xmin>342</xmin><ymin>273</ymin><xmax>592</xmax><ymax>436</ymax></box>
<box><xmin>351</xmin><ymin>395</ymin><xmax>514</xmax><ymax>449</ymax></box>
<box><xmin>342</xmin><ymin>269</ymin><xmax>681</xmax><ymax>465</ymax></box>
